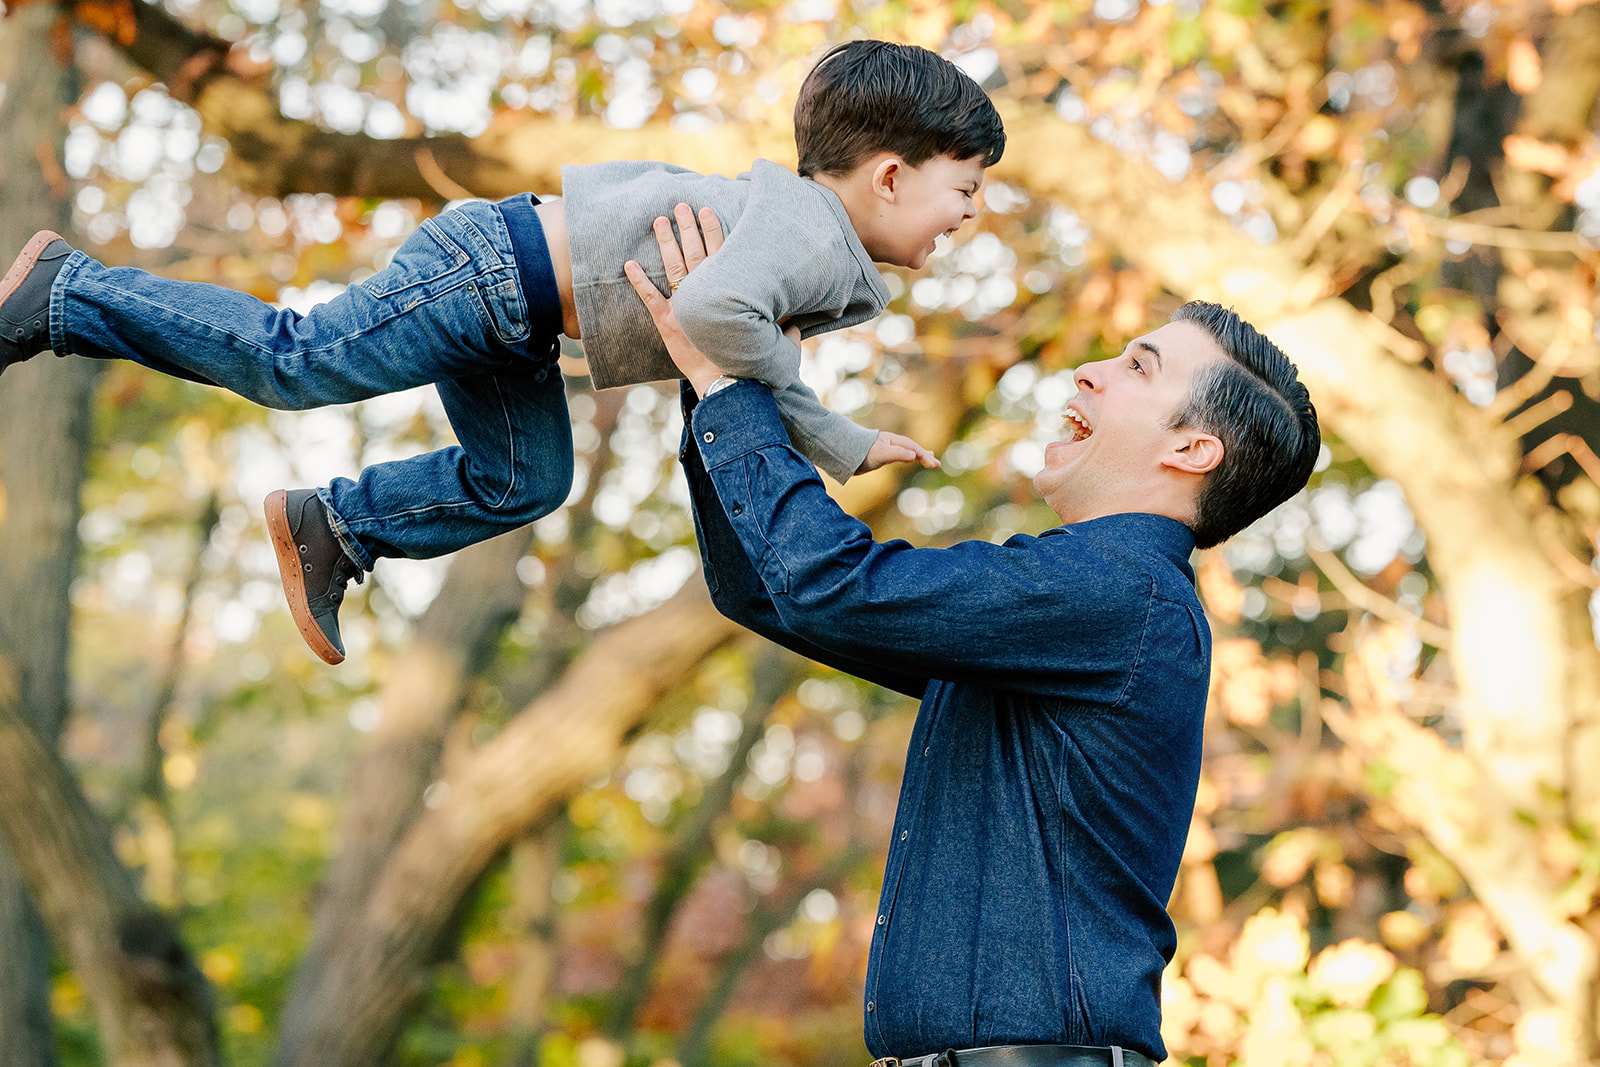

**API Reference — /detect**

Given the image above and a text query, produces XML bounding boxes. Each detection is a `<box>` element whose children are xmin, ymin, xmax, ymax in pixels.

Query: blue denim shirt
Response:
<box><xmin>679</xmin><ymin>382</ymin><xmax>1210</xmax><ymax>1062</ymax></box>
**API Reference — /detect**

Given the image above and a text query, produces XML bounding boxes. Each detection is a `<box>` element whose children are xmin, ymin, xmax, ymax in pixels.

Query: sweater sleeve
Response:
<box><xmin>770</xmin><ymin>380</ymin><xmax>879</xmax><ymax>483</ymax></box>
<box><xmin>669</xmin><ymin>210</ymin><xmax>837</xmax><ymax>391</ymax></box>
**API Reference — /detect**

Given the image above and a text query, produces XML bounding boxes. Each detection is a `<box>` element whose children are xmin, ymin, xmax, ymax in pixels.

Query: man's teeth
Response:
<box><xmin>1065</xmin><ymin>409</ymin><xmax>1092</xmax><ymax>441</ymax></box>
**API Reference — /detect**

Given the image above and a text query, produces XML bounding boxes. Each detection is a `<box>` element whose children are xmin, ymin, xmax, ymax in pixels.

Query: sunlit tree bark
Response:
<box><xmin>0</xmin><ymin>4</ymin><xmax>94</xmax><ymax>1061</ymax></box>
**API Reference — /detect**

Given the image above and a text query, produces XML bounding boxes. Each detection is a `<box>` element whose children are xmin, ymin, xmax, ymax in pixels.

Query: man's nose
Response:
<box><xmin>1076</xmin><ymin>360</ymin><xmax>1106</xmax><ymax>391</ymax></box>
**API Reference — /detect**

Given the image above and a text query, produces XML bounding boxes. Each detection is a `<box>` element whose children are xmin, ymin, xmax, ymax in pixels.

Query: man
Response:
<box><xmin>623</xmin><ymin>211</ymin><xmax>1319</xmax><ymax>1067</ymax></box>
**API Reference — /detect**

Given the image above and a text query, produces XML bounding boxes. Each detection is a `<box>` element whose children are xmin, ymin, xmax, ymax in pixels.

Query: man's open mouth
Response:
<box><xmin>1065</xmin><ymin>407</ymin><xmax>1093</xmax><ymax>442</ymax></box>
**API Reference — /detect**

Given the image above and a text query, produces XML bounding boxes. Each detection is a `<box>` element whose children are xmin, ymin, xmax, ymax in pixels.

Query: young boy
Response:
<box><xmin>0</xmin><ymin>40</ymin><xmax>1005</xmax><ymax>665</ymax></box>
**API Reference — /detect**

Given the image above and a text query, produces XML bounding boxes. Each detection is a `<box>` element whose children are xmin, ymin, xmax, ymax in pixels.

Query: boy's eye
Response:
<box><xmin>1130</xmin><ymin>357</ymin><xmax>1143</xmax><ymax>373</ymax></box>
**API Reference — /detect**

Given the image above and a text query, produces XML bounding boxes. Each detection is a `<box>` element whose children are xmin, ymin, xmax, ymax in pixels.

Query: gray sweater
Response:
<box><xmin>561</xmin><ymin>158</ymin><xmax>891</xmax><ymax>482</ymax></box>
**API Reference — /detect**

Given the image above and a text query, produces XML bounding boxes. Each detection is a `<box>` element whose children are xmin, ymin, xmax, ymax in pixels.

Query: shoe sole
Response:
<box><xmin>264</xmin><ymin>489</ymin><xmax>346</xmax><ymax>665</ymax></box>
<box><xmin>0</xmin><ymin>230</ymin><xmax>64</xmax><ymax>307</ymax></box>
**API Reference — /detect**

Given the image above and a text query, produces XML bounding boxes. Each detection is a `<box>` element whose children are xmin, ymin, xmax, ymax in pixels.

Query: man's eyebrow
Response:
<box><xmin>1134</xmin><ymin>340</ymin><xmax>1164</xmax><ymax>373</ymax></box>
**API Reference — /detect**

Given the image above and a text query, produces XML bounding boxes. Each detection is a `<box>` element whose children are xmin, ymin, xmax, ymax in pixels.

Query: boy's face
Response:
<box><xmin>874</xmin><ymin>154</ymin><xmax>987</xmax><ymax>269</ymax></box>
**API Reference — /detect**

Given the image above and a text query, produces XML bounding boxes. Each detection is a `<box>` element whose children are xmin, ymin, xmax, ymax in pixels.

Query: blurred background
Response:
<box><xmin>1</xmin><ymin>0</ymin><xmax>1598</xmax><ymax>1064</ymax></box>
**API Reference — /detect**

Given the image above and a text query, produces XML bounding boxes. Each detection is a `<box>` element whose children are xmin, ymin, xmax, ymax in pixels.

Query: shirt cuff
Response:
<box><xmin>689</xmin><ymin>378</ymin><xmax>791</xmax><ymax>470</ymax></box>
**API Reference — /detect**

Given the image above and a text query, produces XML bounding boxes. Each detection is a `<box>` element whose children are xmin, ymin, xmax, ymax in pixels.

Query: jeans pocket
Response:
<box><xmin>468</xmin><ymin>275</ymin><xmax>531</xmax><ymax>348</ymax></box>
<box><xmin>363</xmin><ymin>218</ymin><xmax>470</xmax><ymax>299</ymax></box>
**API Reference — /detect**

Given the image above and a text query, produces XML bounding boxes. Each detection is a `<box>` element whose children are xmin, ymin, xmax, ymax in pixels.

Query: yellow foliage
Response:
<box><xmin>1232</xmin><ymin>908</ymin><xmax>1311</xmax><ymax>989</ymax></box>
<box><xmin>1379</xmin><ymin>910</ymin><xmax>1431</xmax><ymax>950</ymax></box>
<box><xmin>1212</xmin><ymin>637</ymin><xmax>1273</xmax><ymax>726</ymax></box>
<box><xmin>1239</xmin><ymin>976</ymin><xmax>1314</xmax><ymax>1067</ymax></box>
<box><xmin>229</xmin><ymin>1003</ymin><xmax>264</xmax><ymax>1034</ymax></box>
<box><xmin>1440</xmin><ymin>904</ymin><xmax>1502</xmax><ymax>975</ymax></box>
<box><xmin>201</xmin><ymin>947</ymin><xmax>241</xmax><ymax>986</ymax></box>
<box><xmin>1509</xmin><ymin>1007</ymin><xmax>1582</xmax><ymax>1066</ymax></box>
<box><xmin>1308</xmin><ymin>939</ymin><xmax>1397</xmax><ymax>1008</ymax></box>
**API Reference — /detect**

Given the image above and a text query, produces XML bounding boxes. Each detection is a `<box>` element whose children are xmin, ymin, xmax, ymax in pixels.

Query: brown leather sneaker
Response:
<box><xmin>0</xmin><ymin>230</ymin><xmax>73</xmax><ymax>373</ymax></box>
<box><xmin>264</xmin><ymin>489</ymin><xmax>365</xmax><ymax>664</ymax></box>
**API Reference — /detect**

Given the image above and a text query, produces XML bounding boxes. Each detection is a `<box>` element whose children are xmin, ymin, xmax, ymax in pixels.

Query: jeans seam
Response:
<box><xmin>50</xmin><ymin>252</ymin><xmax>90</xmax><ymax>355</ymax></box>
<box><xmin>75</xmin><ymin>266</ymin><xmax>486</xmax><ymax>375</ymax></box>
<box><xmin>489</xmin><ymin>374</ymin><xmax>518</xmax><ymax>509</ymax></box>
<box><xmin>336</xmin><ymin>374</ymin><xmax>524</xmax><ymax>524</ymax></box>
<box><xmin>363</xmin><ymin>219</ymin><xmax>468</xmax><ymax>298</ymax></box>
<box><xmin>316</xmin><ymin>489</ymin><xmax>374</xmax><ymax>571</ymax></box>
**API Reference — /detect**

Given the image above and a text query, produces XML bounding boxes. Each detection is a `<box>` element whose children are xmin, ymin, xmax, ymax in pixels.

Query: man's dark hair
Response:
<box><xmin>1166</xmin><ymin>301</ymin><xmax>1321</xmax><ymax>550</ymax></box>
<box><xmin>794</xmin><ymin>40</ymin><xmax>1006</xmax><ymax>178</ymax></box>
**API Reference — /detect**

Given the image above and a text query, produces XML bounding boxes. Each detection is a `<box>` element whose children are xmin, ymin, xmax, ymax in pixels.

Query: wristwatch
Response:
<box><xmin>703</xmin><ymin>375</ymin><xmax>742</xmax><ymax>398</ymax></box>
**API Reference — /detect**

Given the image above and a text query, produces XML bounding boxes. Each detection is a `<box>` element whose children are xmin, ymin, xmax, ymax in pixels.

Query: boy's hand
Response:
<box><xmin>859</xmin><ymin>431</ymin><xmax>941</xmax><ymax>474</ymax></box>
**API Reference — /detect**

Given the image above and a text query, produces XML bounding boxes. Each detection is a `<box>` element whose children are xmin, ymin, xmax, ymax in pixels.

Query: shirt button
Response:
<box><xmin>731</xmin><ymin>503</ymin><xmax>743</xmax><ymax>516</ymax></box>
<box><xmin>876</xmin><ymin>914</ymin><xmax>886</xmax><ymax>926</ymax></box>
<box><xmin>866</xmin><ymin>1001</ymin><xmax>875</xmax><ymax>1013</ymax></box>
<box><xmin>702</xmin><ymin>431</ymin><xmax>715</xmax><ymax>443</ymax></box>
<box><xmin>900</xmin><ymin>830</ymin><xmax>908</xmax><ymax>841</ymax></box>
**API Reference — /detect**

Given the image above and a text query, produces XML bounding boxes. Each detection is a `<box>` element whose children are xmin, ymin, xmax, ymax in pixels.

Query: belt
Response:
<box><xmin>872</xmin><ymin>1044</ymin><xmax>1156</xmax><ymax>1067</ymax></box>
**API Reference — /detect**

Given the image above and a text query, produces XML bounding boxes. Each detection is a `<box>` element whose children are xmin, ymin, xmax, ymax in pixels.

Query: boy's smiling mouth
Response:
<box><xmin>1064</xmin><ymin>406</ymin><xmax>1093</xmax><ymax>442</ymax></box>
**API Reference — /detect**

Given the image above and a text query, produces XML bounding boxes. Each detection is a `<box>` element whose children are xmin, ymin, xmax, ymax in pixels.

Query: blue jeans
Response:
<box><xmin>51</xmin><ymin>199</ymin><xmax>571</xmax><ymax>569</ymax></box>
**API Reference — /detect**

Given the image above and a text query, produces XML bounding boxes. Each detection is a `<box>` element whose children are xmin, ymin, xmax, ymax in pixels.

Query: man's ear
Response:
<box><xmin>870</xmin><ymin>156</ymin><xmax>903</xmax><ymax>204</ymax></box>
<box><xmin>1161</xmin><ymin>429</ymin><xmax>1224</xmax><ymax>476</ymax></box>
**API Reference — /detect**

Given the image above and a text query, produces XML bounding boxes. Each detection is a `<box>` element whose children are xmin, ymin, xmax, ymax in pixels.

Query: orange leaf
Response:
<box><xmin>1503</xmin><ymin>134</ymin><xmax>1571</xmax><ymax>177</ymax></box>
<box><xmin>1506</xmin><ymin>37</ymin><xmax>1542</xmax><ymax>94</ymax></box>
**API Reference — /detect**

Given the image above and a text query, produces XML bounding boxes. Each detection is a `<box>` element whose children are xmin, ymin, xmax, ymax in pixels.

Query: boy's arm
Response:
<box><xmin>769</xmin><ymin>380</ymin><xmax>878</xmax><ymax>483</ymax></box>
<box><xmin>665</xmin><ymin>204</ymin><xmax>839</xmax><ymax>392</ymax></box>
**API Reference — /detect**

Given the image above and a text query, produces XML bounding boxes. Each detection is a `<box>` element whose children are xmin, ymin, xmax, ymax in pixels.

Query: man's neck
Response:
<box><xmin>1049</xmin><ymin>487</ymin><xmax>1197</xmax><ymax>532</ymax></box>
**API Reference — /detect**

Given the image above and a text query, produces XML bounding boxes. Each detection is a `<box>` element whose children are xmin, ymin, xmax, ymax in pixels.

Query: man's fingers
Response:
<box><xmin>652</xmin><ymin>216</ymin><xmax>688</xmax><ymax>289</ymax></box>
<box><xmin>698</xmin><ymin>206</ymin><xmax>725</xmax><ymax>255</ymax></box>
<box><xmin>624</xmin><ymin>260</ymin><xmax>671</xmax><ymax>324</ymax></box>
<box><xmin>675</xmin><ymin>203</ymin><xmax>709</xmax><ymax>270</ymax></box>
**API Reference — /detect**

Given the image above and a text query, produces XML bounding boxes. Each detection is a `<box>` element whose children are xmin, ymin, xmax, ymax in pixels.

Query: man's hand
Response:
<box><xmin>623</xmin><ymin>203</ymin><xmax>727</xmax><ymax>397</ymax></box>
<box><xmin>859</xmin><ymin>430</ymin><xmax>941</xmax><ymax>474</ymax></box>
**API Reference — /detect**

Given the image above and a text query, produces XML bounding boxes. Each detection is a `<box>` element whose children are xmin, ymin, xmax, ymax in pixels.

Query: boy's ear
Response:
<box><xmin>1161</xmin><ymin>429</ymin><xmax>1224</xmax><ymax>476</ymax></box>
<box><xmin>870</xmin><ymin>156</ymin><xmax>903</xmax><ymax>204</ymax></box>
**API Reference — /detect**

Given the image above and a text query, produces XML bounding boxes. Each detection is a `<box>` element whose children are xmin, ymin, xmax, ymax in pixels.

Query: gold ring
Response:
<box><xmin>669</xmin><ymin>278</ymin><xmax>682</xmax><ymax>293</ymax></box>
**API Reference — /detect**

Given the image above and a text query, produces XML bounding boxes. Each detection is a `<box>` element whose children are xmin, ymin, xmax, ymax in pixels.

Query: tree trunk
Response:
<box><xmin>272</xmin><ymin>580</ymin><xmax>740</xmax><ymax>1067</ymax></box>
<box><xmin>0</xmin><ymin>2</ymin><xmax>91</xmax><ymax>1060</ymax></box>
<box><xmin>277</xmin><ymin>526</ymin><xmax>536</xmax><ymax>1051</ymax></box>
<box><xmin>0</xmin><ymin>690</ymin><xmax>221</xmax><ymax>1067</ymax></box>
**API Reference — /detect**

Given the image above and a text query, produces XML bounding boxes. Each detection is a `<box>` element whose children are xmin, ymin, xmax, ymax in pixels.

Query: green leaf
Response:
<box><xmin>1368</xmin><ymin>969</ymin><xmax>1427</xmax><ymax>1022</ymax></box>
<box><xmin>1168</xmin><ymin>19</ymin><xmax>1207</xmax><ymax>66</ymax></box>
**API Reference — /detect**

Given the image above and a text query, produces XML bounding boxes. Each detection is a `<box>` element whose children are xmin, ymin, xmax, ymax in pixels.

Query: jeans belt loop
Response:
<box><xmin>1111</xmin><ymin>1049</ymin><xmax>1123</xmax><ymax>1067</ymax></box>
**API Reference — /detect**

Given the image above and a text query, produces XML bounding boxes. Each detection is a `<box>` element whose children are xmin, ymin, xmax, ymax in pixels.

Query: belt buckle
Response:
<box><xmin>870</xmin><ymin>1058</ymin><xmax>900</xmax><ymax>1067</ymax></box>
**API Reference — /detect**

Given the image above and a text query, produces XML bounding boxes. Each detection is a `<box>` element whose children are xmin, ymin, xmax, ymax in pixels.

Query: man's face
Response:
<box><xmin>876</xmin><ymin>154</ymin><xmax>986</xmax><ymax>269</ymax></box>
<box><xmin>1033</xmin><ymin>320</ymin><xmax>1227</xmax><ymax>525</ymax></box>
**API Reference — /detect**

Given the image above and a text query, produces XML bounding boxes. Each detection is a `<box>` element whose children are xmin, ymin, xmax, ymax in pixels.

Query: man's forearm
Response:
<box><xmin>678</xmin><ymin>385</ymin><xmax>927</xmax><ymax>698</ymax></box>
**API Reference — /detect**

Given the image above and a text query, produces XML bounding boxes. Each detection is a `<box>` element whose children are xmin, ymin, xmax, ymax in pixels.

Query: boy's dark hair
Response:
<box><xmin>1166</xmin><ymin>301</ymin><xmax>1321</xmax><ymax>549</ymax></box>
<box><xmin>794</xmin><ymin>40</ymin><xmax>1006</xmax><ymax>178</ymax></box>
